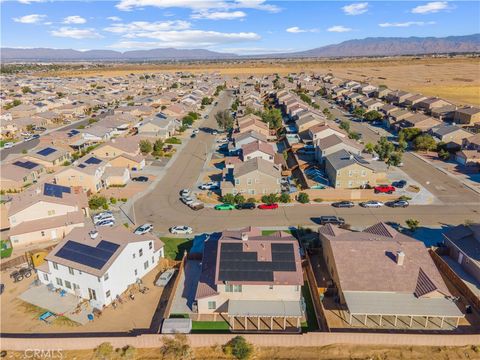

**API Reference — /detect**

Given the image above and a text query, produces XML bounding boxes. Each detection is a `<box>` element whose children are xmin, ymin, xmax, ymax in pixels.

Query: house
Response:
<box><xmin>430</xmin><ymin>125</ymin><xmax>472</xmax><ymax>149</ymax></box>
<box><xmin>455</xmin><ymin>150</ymin><xmax>480</xmax><ymax>167</ymax></box>
<box><xmin>325</xmin><ymin>149</ymin><xmax>386</xmax><ymax>189</ymax></box>
<box><xmin>394</xmin><ymin>113</ymin><xmax>442</xmax><ymax>132</ymax></box>
<box><xmin>443</xmin><ymin>224</ymin><xmax>480</xmax><ymax>286</ymax></box>
<box><xmin>415</xmin><ymin>97</ymin><xmax>452</xmax><ymax>113</ymax></box>
<box><xmin>81</xmin><ymin>125</ymin><xmax>113</xmax><ymax>143</ymax></box>
<box><xmin>232</xmin><ymin>130</ymin><xmax>267</xmax><ymax>151</ymax></box>
<box><xmin>315</xmin><ymin>134</ymin><xmax>363</xmax><ymax>164</ymax></box>
<box><xmin>8</xmin><ymin>183</ymin><xmax>87</xmax><ymax>247</ymax></box>
<box><xmin>295</xmin><ymin>113</ymin><xmax>324</xmax><ymax>135</ymax></box>
<box><xmin>241</xmin><ymin>140</ymin><xmax>275</xmax><ymax>162</ymax></box>
<box><xmin>430</xmin><ymin>105</ymin><xmax>457</xmax><ymax>121</ymax></box>
<box><xmin>0</xmin><ymin>160</ymin><xmax>45</xmax><ymax>191</ymax></box>
<box><xmin>319</xmin><ymin>223</ymin><xmax>464</xmax><ymax>329</ymax></box>
<box><xmin>89</xmin><ymin>137</ymin><xmax>140</xmax><ymax>159</ymax></box>
<box><xmin>463</xmin><ymin>133</ymin><xmax>480</xmax><ymax>151</ymax></box>
<box><xmin>102</xmin><ymin>166</ymin><xmax>130</xmax><ymax>186</ymax></box>
<box><xmin>108</xmin><ymin>153</ymin><xmax>145</xmax><ymax>170</ymax></box>
<box><xmin>238</xmin><ymin>118</ymin><xmax>270</xmax><ymax>138</ymax></box>
<box><xmin>221</xmin><ymin>157</ymin><xmax>281</xmax><ymax>196</ymax></box>
<box><xmin>309</xmin><ymin>123</ymin><xmax>346</xmax><ymax>143</ymax></box>
<box><xmin>454</xmin><ymin>107</ymin><xmax>480</xmax><ymax>126</ymax></box>
<box><xmin>386</xmin><ymin>90</ymin><xmax>413</xmax><ymax>105</ymax></box>
<box><xmin>54</xmin><ymin>156</ymin><xmax>107</xmax><ymax>194</ymax></box>
<box><xmin>137</xmin><ymin>115</ymin><xmax>179</xmax><ymax>139</ymax></box>
<box><xmin>36</xmin><ymin>226</ymin><xmax>164</xmax><ymax>308</ymax></box>
<box><xmin>361</xmin><ymin>98</ymin><xmax>384</xmax><ymax>112</ymax></box>
<box><xmin>26</xmin><ymin>146</ymin><xmax>71</xmax><ymax>169</ymax></box>
<box><xmin>403</xmin><ymin>94</ymin><xmax>428</xmax><ymax>107</ymax></box>
<box><xmin>194</xmin><ymin>227</ymin><xmax>303</xmax><ymax>330</ymax></box>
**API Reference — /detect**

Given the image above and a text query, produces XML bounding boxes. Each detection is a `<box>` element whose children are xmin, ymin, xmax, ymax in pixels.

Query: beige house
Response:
<box><xmin>454</xmin><ymin>107</ymin><xmax>480</xmax><ymax>126</ymax></box>
<box><xmin>0</xmin><ymin>160</ymin><xmax>45</xmax><ymax>191</ymax></box>
<box><xmin>89</xmin><ymin>137</ymin><xmax>140</xmax><ymax>159</ymax></box>
<box><xmin>54</xmin><ymin>156</ymin><xmax>107</xmax><ymax>194</ymax></box>
<box><xmin>221</xmin><ymin>157</ymin><xmax>281</xmax><ymax>196</ymax></box>
<box><xmin>108</xmin><ymin>153</ymin><xmax>145</xmax><ymax>170</ymax></box>
<box><xmin>8</xmin><ymin>183</ymin><xmax>88</xmax><ymax>247</ymax></box>
<box><xmin>25</xmin><ymin>146</ymin><xmax>71</xmax><ymax>169</ymax></box>
<box><xmin>241</xmin><ymin>140</ymin><xmax>275</xmax><ymax>162</ymax></box>
<box><xmin>238</xmin><ymin>118</ymin><xmax>270</xmax><ymax>138</ymax></box>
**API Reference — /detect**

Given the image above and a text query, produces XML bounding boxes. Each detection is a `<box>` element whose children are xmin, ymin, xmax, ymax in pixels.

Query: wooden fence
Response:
<box><xmin>163</xmin><ymin>254</ymin><xmax>186</xmax><ymax>319</ymax></box>
<box><xmin>303</xmin><ymin>255</ymin><xmax>330</xmax><ymax>332</ymax></box>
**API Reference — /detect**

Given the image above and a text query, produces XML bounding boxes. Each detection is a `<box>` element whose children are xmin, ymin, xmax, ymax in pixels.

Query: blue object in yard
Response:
<box><xmin>88</xmin><ymin>314</ymin><xmax>94</xmax><ymax>321</ymax></box>
<box><xmin>60</xmin><ymin>289</ymin><xmax>66</xmax><ymax>297</ymax></box>
<box><xmin>39</xmin><ymin>311</ymin><xmax>55</xmax><ymax>323</ymax></box>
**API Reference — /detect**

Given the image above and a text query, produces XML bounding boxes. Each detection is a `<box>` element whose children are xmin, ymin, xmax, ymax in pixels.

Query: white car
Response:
<box><xmin>155</xmin><ymin>268</ymin><xmax>176</xmax><ymax>287</ymax></box>
<box><xmin>360</xmin><ymin>200</ymin><xmax>384</xmax><ymax>208</ymax></box>
<box><xmin>180</xmin><ymin>189</ymin><xmax>191</xmax><ymax>198</ymax></box>
<box><xmin>169</xmin><ymin>226</ymin><xmax>193</xmax><ymax>235</ymax></box>
<box><xmin>180</xmin><ymin>196</ymin><xmax>195</xmax><ymax>205</ymax></box>
<box><xmin>216</xmin><ymin>138</ymin><xmax>228</xmax><ymax>143</ymax></box>
<box><xmin>199</xmin><ymin>182</ymin><xmax>220</xmax><ymax>190</ymax></box>
<box><xmin>96</xmin><ymin>219</ymin><xmax>115</xmax><ymax>227</ymax></box>
<box><xmin>134</xmin><ymin>223</ymin><xmax>153</xmax><ymax>235</ymax></box>
<box><xmin>93</xmin><ymin>211</ymin><xmax>114</xmax><ymax>223</ymax></box>
<box><xmin>212</xmin><ymin>130</ymin><xmax>218</xmax><ymax>135</ymax></box>
<box><xmin>23</xmin><ymin>136</ymin><xmax>34</xmax><ymax>142</ymax></box>
<box><xmin>3</xmin><ymin>142</ymin><xmax>14</xmax><ymax>149</ymax></box>
<box><xmin>192</xmin><ymin>129</ymin><xmax>199</xmax><ymax>134</ymax></box>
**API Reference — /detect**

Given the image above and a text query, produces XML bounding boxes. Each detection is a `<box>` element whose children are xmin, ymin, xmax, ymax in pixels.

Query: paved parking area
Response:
<box><xmin>170</xmin><ymin>260</ymin><xmax>201</xmax><ymax>315</ymax></box>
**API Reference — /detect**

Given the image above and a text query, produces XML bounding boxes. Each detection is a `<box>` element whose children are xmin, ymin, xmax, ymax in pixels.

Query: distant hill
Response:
<box><xmin>1</xmin><ymin>34</ymin><xmax>479</xmax><ymax>61</ymax></box>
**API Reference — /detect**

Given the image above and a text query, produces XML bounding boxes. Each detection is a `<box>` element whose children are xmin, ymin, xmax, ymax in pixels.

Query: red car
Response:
<box><xmin>374</xmin><ymin>185</ymin><xmax>395</xmax><ymax>194</ymax></box>
<box><xmin>258</xmin><ymin>203</ymin><xmax>279</xmax><ymax>210</ymax></box>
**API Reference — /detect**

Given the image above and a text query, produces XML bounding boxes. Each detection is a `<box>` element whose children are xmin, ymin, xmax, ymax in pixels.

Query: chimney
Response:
<box><xmin>241</xmin><ymin>232</ymin><xmax>248</xmax><ymax>241</ymax></box>
<box><xmin>89</xmin><ymin>230</ymin><xmax>98</xmax><ymax>240</ymax></box>
<box><xmin>396</xmin><ymin>251</ymin><xmax>405</xmax><ymax>266</ymax></box>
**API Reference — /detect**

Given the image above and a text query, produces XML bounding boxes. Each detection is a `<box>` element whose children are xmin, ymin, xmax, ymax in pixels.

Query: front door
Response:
<box><xmin>457</xmin><ymin>252</ymin><xmax>464</xmax><ymax>264</ymax></box>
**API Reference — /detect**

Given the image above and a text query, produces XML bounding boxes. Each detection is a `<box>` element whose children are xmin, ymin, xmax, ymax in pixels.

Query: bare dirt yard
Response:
<box><xmin>37</xmin><ymin>57</ymin><xmax>480</xmax><ymax>106</ymax></box>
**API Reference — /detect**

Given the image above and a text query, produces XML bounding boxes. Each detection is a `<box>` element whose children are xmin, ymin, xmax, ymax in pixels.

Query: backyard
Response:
<box><xmin>160</xmin><ymin>237</ymin><xmax>193</xmax><ymax>260</ymax></box>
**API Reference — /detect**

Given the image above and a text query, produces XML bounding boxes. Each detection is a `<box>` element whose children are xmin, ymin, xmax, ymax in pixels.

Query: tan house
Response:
<box><xmin>238</xmin><ymin>118</ymin><xmax>270</xmax><ymax>138</ymax></box>
<box><xmin>0</xmin><ymin>160</ymin><xmax>45</xmax><ymax>191</ymax></box>
<box><xmin>8</xmin><ymin>183</ymin><xmax>88</xmax><ymax>247</ymax></box>
<box><xmin>454</xmin><ymin>107</ymin><xmax>480</xmax><ymax>126</ymax></box>
<box><xmin>394</xmin><ymin>114</ymin><xmax>442</xmax><ymax>132</ymax></box>
<box><xmin>90</xmin><ymin>137</ymin><xmax>140</xmax><ymax>159</ymax></box>
<box><xmin>221</xmin><ymin>157</ymin><xmax>281</xmax><ymax>196</ymax></box>
<box><xmin>54</xmin><ymin>156</ymin><xmax>107</xmax><ymax>194</ymax></box>
<box><xmin>108</xmin><ymin>153</ymin><xmax>145</xmax><ymax>170</ymax></box>
<box><xmin>455</xmin><ymin>150</ymin><xmax>480</xmax><ymax>167</ymax></box>
<box><xmin>25</xmin><ymin>146</ymin><xmax>71</xmax><ymax>169</ymax></box>
<box><xmin>315</xmin><ymin>134</ymin><xmax>363</xmax><ymax>163</ymax></box>
<box><xmin>241</xmin><ymin>140</ymin><xmax>275</xmax><ymax>162</ymax></box>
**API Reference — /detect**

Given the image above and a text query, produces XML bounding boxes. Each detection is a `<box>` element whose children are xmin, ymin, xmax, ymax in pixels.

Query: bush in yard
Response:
<box><xmin>234</xmin><ymin>194</ymin><xmax>245</xmax><ymax>204</ymax></box>
<box><xmin>152</xmin><ymin>139</ymin><xmax>164</xmax><ymax>156</ymax></box>
<box><xmin>413</xmin><ymin>134</ymin><xmax>437</xmax><ymax>152</ymax></box>
<box><xmin>261</xmin><ymin>193</ymin><xmax>278</xmax><ymax>204</ymax></box>
<box><xmin>398</xmin><ymin>195</ymin><xmax>412</xmax><ymax>201</ymax></box>
<box><xmin>139</xmin><ymin>139</ymin><xmax>152</xmax><ymax>154</ymax></box>
<box><xmin>313</xmin><ymin>198</ymin><xmax>323</xmax><ymax>203</ymax></box>
<box><xmin>165</xmin><ymin>137</ymin><xmax>181</xmax><ymax>144</ymax></box>
<box><xmin>221</xmin><ymin>193</ymin><xmax>235</xmax><ymax>204</ymax></box>
<box><xmin>89</xmin><ymin>196</ymin><xmax>108</xmax><ymax>210</ymax></box>
<box><xmin>246</xmin><ymin>197</ymin><xmax>256</xmax><ymax>204</ymax></box>
<box><xmin>160</xmin><ymin>334</ymin><xmax>193</xmax><ymax>360</ymax></box>
<box><xmin>223</xmin><ymin>336</ymin><xmax>254</xmax><ymax>360</ymax></box>
<box><xmin>119</xmin><ymin>345</ymin><xmax>137</xmax><ymax>359</ymax></box>
<box><xmin>406</xmin><ymin>218</ymin><xmax>420</xmax><ymax>232</ymax></box>
<box><xmin>297</xmin><ymin>192</ymin><xmax>310</xmax><ymax>204</ymax></box>
<box><xmin>94</xmin><ymin>342</ymin><xmax>114</xmax><ymax>359</ymax></box>
<box><xmin>279</xmin><ymin>193</ymin><xmax>291</xmax><ymax>203</ymax></box>
<box><xmin>110</xmin><ymin>197</ymin><xmax>117</xmax><ymax>204</ymax></box>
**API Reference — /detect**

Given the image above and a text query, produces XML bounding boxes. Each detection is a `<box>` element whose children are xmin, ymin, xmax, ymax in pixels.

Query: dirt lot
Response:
<box><xmin>37</xmin><ymin>57</ymin><xmax>480</xmax><ymax>106</ymax></box>
<box><xmin>4</xmin><ymin>344</ymin><xmax>480</xmax><ymax>359</ymax></box>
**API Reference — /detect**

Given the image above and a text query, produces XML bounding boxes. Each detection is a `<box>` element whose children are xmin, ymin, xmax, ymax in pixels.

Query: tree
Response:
<box><xmin>201</xmin><ymin>97</ymin><xmax>212</xmax><ymax>106</ymax></box>
<box><xmin>152</xmin><ymin>139</ymin><xmax>164</xmax><ymax>156</ymax></box>
<box><xmin>234</xmin><ymin>194</ymin><xmax>245</xmax><ymax>204</ymax></box>
<box><xmin>26</xmin><ymin>124</ymin><xmax>35</xmax><ymax>132</ymax></box>
<box><xmin>88</xmin><ymin>196</ymin><xmax>108</xmax><ymax>210</ymax></box>
<box><xmin>279</xmin><ymin>193</ymin><xmax>291</xmax><ymax>203</ymax></box>
<box><xmin>94</xmin><ymin>342</ymin><xmax>114</xmax><ymax>360</ymax></box>
<box><xmin>413</xmin><ymin>134</ymin><xmax>437</xmax><ymax>151</ymax></box>
<box><xmin>387</xmin><ymin>151</ymin><xmax>403</xmax><ymax>167</ymax></box>
<box><xmin>215</xmin><ymin>109</ymin><xmax>234</xmax><ymax>131</ymax></box>
<box><xmin>297</xmin><ymin>192</ymin><xmax>310</xmax><ymax>204</ymax></box>
<box><xmin>348</xmin><ymin>131</ymin><xmax>361</xmax><ymax>141</ymax></box>
<box><xmin>139</xmin><ymin>139</ymin><xmax>152</xmax><ymax>154</ymax></box>
<box><xmin>364</xmin><ymin>142</ymin><xmax>375</xmax><ymax>154</ymax></box>
<box><xmin>374</xmin><ymin>137</ymin><xmax>395</xmax><ymax>161</ymax></box>
<box><xmin>406</xmin><ymin>218</ymin><xmax>420</xmax><ymax>232</ymax></box>
<box><xmin>261</xmin><ymin>193</ymin><xmax>278</xmax><ymax>204</ymax></box>
<box><xmin>160</xmin><ymin>334</ymin><xmax>193</xmax><ymax>360</ymax></box>
<box><xmin>221</xmin><ymin>193</ymin><xmax>235</xmax><ymax>204</ymax></box>
<box><xmin>261</xmin><ymin>108</ymin><xmax>283</xmax><ymax>130</ymax></box>
<box><xmin>21</xmin><ymin>86</ymin><xmax>32</xmax><ymax>94</ymax></box>
<box><xmin>438</xmin><ymin>148</ymin><xmax>450</xmax><ymax>160</ymax></box>
<box><xmin>339</xmin><ymin>120</ymin><xmax>350</xmax><ymax>132</ymax></box>
<box><xmin>352</xmin><ymin>107</ymin><xmax>366</xmax><ymax>119</ymax></box>
<box><xmin>398</xmin><ymin>139</ymin><xmax>408</xmax><ymax>152</ymax></box>
<box><xmin>322</xmin><ymin>108</ymin><xmax>331</xmax><ymax>116</ymax></box>
<box><xmin>399</xmin><ymin>128</ymin><xmax>421</xmax><ymax>142</ymax></box>
<box><xmin>363</xmin><ymin>110</ymin><xmax>383</xmax><ymax>122</ymax></box>
<box><xmin>182</xmin><ymin>115</ymin><xmax>194</xmax><ymax>126</ymax></box>
<box><xmin>223</xmin><ymin>336</ymin><xmax>254</xmax><ymax>360</ymax></box>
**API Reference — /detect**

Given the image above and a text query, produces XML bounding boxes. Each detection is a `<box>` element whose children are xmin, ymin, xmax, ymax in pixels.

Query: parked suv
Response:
<box><xmin>235</xmin><ymin>202</ymin><xmax>256</xmax><ymax>210</ymax></box>
<box><xmin>319</xmin><ymin>216</ymin><xmax>345</xmax><ymax>225</ymax></box>
<box><xmin>374</xmin><ymin>185</ymin><xmax>395</xmax><ymax>194</ymax></box>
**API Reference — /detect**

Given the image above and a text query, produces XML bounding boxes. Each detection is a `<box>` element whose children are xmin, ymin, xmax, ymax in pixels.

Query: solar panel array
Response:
<box><xmin>218</xmin><ymin>242</ymin><xmax>296</xmax><ymax>282</ymax></box>
<box><xmin>55</xmin><ymin>240</ymin><xmax>120</xmax><ymax>270</ymax></box>
<box><xmin>43</xmin><ymin>183</ymin><xmax>71</xmax><ymax>198</ymax></box>
<box><xmin>85</xmin><ymin>157</ymin><xmax>102</xmax><ymax>165</ymax></box>
<box><xmin>37</xmin><ymin>147</ymin><xmax>57</xmax><ymax>156</ymax></box>
<box><xmin>67</xmin><ymin>129</ymin><xmax>80</xmax><ymax>138</ymax></box>
<box><xmin>78</xmin><ymin>164</ymin><xmax>86</xmax><ymax>168</ymax></box>
<box><xmin>13</xmin><ymin>160</ymin><xmax>39</xmax><ymax>170</ymax></box>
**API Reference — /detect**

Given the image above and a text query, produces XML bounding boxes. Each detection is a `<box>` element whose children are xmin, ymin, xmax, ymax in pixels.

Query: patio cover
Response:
<box><xmin>343</xmin><ymin>291</ymin><xmax>464</xmax><ymax>318</ymax></box>
<box><xmin>228</xmin><ymin>300</ymin><xmax>303</xmax><ymax>317</ymax></box>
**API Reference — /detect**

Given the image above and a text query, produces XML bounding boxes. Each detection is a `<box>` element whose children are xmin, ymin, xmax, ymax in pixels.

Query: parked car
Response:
<box><xmin>214</xmin><ymin>203</ymin><xmax>235</xmax><ymax>211</ymax></box>
<box><xmin>93</xmin><ymin>211</ymin><xmax>114</xmax><ymax>223</ymax></box>
<box><xmin>386</xmin><ymin>200</ymin><xmax>409</xmax><ymax>208</ymax></box>
<box><xmin>199</xmin><ymin>182</ymin><xmax>219</xmax><ymax>190</ymax></box>
<box><xmin>192</xmin><ymin>129</ymin><xmax>199</xmax><ymax>134</ymax></box>
<box><xmin>132</xmin><ymin>176</ymin><xmax>149</xmax><ymax>182</ymax></box>
<box><xmin>258</xmin><ymin>203</ymin><xmax>279</xmax><ymax>210</ymax></box>
<box><xmin>180</xmin><ymin>196</ymin><xmax>195</xmax><ymax>206</ymax></box>
<box><xmin>392</xmin><ymin>180</ymin><xmax>407</xmax><ymax>188</ymax></box>
<box><xmin>2</xmin><ymin>142</ymin><xmax>14</xmax><ymax>149</ymax></box>
<box><xmin>180</xmin><ymin>189</ymin><xmax>191</xmax><ymax>198</ymax></box>
<box><xmin>155</xmin><ymin>269</ymin><xmax>176</xmax><ymax>287</ymax></box>
<box><xmin>212</xmin><ymin>130</ymin><xmax>218</xmax><ymax>135</ymax></box>
<box><xmin>235</xmin><ymin>202</ymin><xmax>256</xmax><ymax>210</ymax></box>
<box><xmin>23</xmin><ymin>136</ymin><xmax>34</xmax><ymax>142</ymax></box>
<box><xmin>331</xmin><ymin>201</ymin><xmax>354</xmax><ymax>208</ymax></box>
<box><xmin>189</xmin><ymin>202</ymin><xmax>204</xmax><ymax>211</ymax></box>
<box><xmin>96</xmin><ymin>219</ymin><xmax>115</xmax><ymax>227</ymax></box>
<box><xmin>319</xmin><ymin>216</ymin><xmax>345</xmax><ymax>225</ymax></box>
<box><xmin>35</xmin><ymin>127</ymin><xmax>47</xmax><ymax>132</ymax></box>
<box><xmin>360</xmin><ymin>200</ymin><xmax>384</xmax><ymax>208</ymax></box>
<box><xmin>32</xmin><ymin>134</ymin><xmax>40</xmax><ymax>140</ymax></box>
<box><xmin>134</xmin><ymin>223</ymin><xmax>153</xmax><ymax>235</ymax></box>
<box><xmin>169</xmin><ymin>226</ymin><xmax>193</xmax><ymax>235</ymax></box>
<box><xmin>190</xmin><ymin>133</ymin><xmax>196</xmax><ymax>138</ymax></box>
<box><xmin>374</xmin><ymin>185</ymin><xmax>395</xmax><ymax>194</ymax></box>
<box><xmin>216</xmin><ymin>138</ymin><xmax>228</xmax><ymax>143</ymax></box>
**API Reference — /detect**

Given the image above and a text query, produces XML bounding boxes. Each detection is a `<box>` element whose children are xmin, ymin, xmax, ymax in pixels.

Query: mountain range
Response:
<box><xmin>2</xmin><ymin>34</ymin><xmax>479</xmax><ymax>61</ymax></box>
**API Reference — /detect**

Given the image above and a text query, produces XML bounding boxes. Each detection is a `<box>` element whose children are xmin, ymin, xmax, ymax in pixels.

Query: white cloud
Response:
<box><xmin>286</xmin><ymin>26</ymin><xmax>318</xmax><ymax>34</ymax></box>
<box><xmin>109</xmin><ymin>30</ymin><xmax>260</xmax><ymax>49</ymax></box>
<box><xmin>107</xmin><ymin>16</ymin><xmax>122</xmax><ymax>22</ymax></box>
<box><xmin>191</xmin><ymin>10</ymin><xmax>246</xmax><ymax>20</ymax></box>
<box><xmin>13</xmin><ymin>14</ymin><xmax>46</xmax><ymax>24</ymax></box>
<box><xmin>411</xmin><ymin>1</ymin><xmax>450</xmax><ymax>14</ymax></box>
<box><xmin>342</xmin><ymin>2</ymin><xmax>368</xmax><ymax>15</ymax></box>
<box><xmin>232</xmin><ymin>0</ymin><xmax>280</xmax><ymax>13</ymax></box>
<box><xmin>379</xmin><ymin>21</ymin><xmax>436</xmax><ymax>28</ymax></box>
<box><xmin>63</xmin><ymin>15</ymin><xmax>87</xmax><ymax>24</ymax></box>
<box><xmin>104</xmin><ymin>20</ymin><xmax>191</xmax><ymax>34</ymax></box>
<box><xmin>51</xmin><ymin>27</ymin><xmax>102</xmax><ymax>39</ymax></box>
<box><xmin>327</xmin><ymin>25</ymin><xmax>352</xmax><ymax>33</ymax></box>
<box><xmin>18</xmin><ymin>0</ymin><xmax>45</xmax><ymax>4</ymax></box>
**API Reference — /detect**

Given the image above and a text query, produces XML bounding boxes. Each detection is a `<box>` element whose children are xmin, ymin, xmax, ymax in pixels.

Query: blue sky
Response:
<box><xmin>1</xmin><ymin>1</ymin><xmax>479</xmax><ymax>54</ymax></box>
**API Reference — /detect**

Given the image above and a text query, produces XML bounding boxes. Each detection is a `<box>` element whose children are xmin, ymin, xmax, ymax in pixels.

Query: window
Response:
<box><xmin>348</xmin><ymin>170</ymin><xmax>353</xmax><ymax>177</ymax></box>
<box><xmin>53</xmin><ymin>262</ymin><xmax>58</xmax><ymax>270</ymax></box>
<box><xmin>68</xmin><ymin>267</ymin><xmax>74</xmax><ymax>275</ymax></box>
<box><xmin>104</xmin><ymin>273</ymin><xmax>109</xmax><ymax>281</ymax></box>
<box><xmin>41</xmin><ymin>231</ymin><xmax>45</xmax><ymax>237</ymax></box>
<box><xmin>144</xmin><ymin>260</ymin><xmax>149</xmax><ymax>270</ymax></box>
<box><xmin>56</xmin><ymin>278</ymin><xmax>63</xmax><ymax>287</ymax></box>
<box><xmin>47</xmin><ymin>210</ymin><xmax>56</xmax><ymax>216</ymax></box>
<box><xmin>88</xmin><ymin>288</ymin><xmax>97</xmax><ymax>301</ymax></box>
<box><xmin>235</xmin><ymin>179</ymin><xmax>240</xmax><ymax>185</ymax></box>
<box><xmin>43</xmin><ymin>274</ymin><xmax>49</xmax><ymax>281</ymax></box>
<box><xmin>132</xmin><ymin>253</ymin><xmax>136</xmax><ymax>259</ymax></box>
<box><xmin>149</xmin><ymin>242</ymin><xmax>153</xmax><ymax>250</ymax></box>
<box><xmin>78</xmin><ymin>270</ymin><xmax>82</xmax><ymax>275</ymax></box>
<box><xmin>106</xmin><ymin>290</ymin><xmax>111</xmax><ymax>298</ymax></box>
<box><xmin>134</xmin><ymin>269</ymin><xmax>138</xmax><ymax>276</ymax></box>
<box><xmin>247</xmin><ymin>178</ymin><xmax>253</xmax><ymax>185</ymax></box>
<box><xmin>208</xmin><ymin>301</ymin><xmax>216</xmax><ymax>310</ymax></box>
<box><xmin>65</xmin><ymin>281</ymin><xmax>72</xmax><ymax>289</ymax></box>
<box><xmin>233</xmin><ymin>285</ymin><xmax>242</xmax><ymax>292</ymax></box>
<box><xmin>269</xmin><ymin>285</ymin><xmax>273</xmax><ymax>290</ymax></box>
<box><xmin>139</xmin><ymin>248</ymin><xmax>143</xmax><ymax>257</ymax></box>
<box><xmin>294</xmin><ymin>285</ymin><xmax>300</xmax><ymax>292</ymax></box>
<box><xmin>225</xmin><ymin>284</ymin><xmax>233</xmax><ymax>292</ymax></box>
<box><xmin>98</xmin><ymin>277</ymin><xmax>101</xmax><ymax>282</ymax></box>
<box><xmin>361</xmin><ymin>170</ymin><xmax>366</xmax><ymax>177</ymax></box>
<box><xmin>73</xmin><ymin>283</ymin><xmax>80</xmax><ymax>290</ymax></box>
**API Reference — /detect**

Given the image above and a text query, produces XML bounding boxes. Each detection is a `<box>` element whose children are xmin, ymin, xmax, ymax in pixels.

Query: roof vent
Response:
<box><xmin>396</xmin><ymin>251</ymin><xmax>405</xmax><ymax>266</ymax></box>
<box><xmin>241</xmin><ymin>232</ymin><xmax>248</xmax><ymax>241</ymax></box>
<box><xmin>89</xmin><ymin>230</ymin><xmax>99</xmax><ymax>239</ymax></box>
<box><xmin>349</xmin><ymin>154</ymin><xmax>354</xmax><ymax>160</ymax></box>
<box><xmin>35</xmin><ymin>187</ymin><xmax>41</xmax><ymax>195</ymax></box>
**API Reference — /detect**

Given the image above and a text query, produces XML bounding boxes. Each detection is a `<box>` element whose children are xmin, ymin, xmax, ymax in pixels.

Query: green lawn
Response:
<box><xmin>302</xmin><ymin>281</ymin><xmax>319</xmax><ymax>332</ymax></box>
<box><xmin>192</xmin><ymin>320</ymin><xmax>230</xmax><ymax>333</ymax></box>
<box><xmin>261</xmin><ymin>229</ymin><xmax>292</xmax><ymax>236</ymax></box>
<box><xmin>160</xmin><ymin>237</ymin><xmax>193</xmax><ymax>260</ymax></box>
<box><xmin>1</xmin><ymin>240</ymin><xmax>13</xmax><ymax>259</ymax></box>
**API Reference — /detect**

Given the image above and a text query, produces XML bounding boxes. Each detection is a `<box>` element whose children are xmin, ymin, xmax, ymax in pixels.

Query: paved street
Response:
<box><xmin>134</xmin><ymin>91</ymin><xmax>480</xmax><ymax>233</ymax></box>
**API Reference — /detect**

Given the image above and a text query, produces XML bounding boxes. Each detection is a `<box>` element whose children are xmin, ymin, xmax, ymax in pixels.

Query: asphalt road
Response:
<box><xmin>134</xmin><ymin>92</ymin><xmax>480</xmax><ymax>233</ymax></box>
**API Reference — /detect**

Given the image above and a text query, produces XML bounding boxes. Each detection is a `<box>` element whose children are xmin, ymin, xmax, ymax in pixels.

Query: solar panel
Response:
<box><xmin>13</xmin><ymin>160</ymin><xmax>38</xmax><ymax>170</ymax></box>
<box><xmin>78</xmin><ymin>164</ymin><xmax>86</xmax><ymax>168</ymax></box>
<box><xmin>43</xmin><ymin>183</ymin><xmax>71</xmax><ymax>198</ymax></box>
<box><xmin>85</xmin><ymin>157</ymin><xmax>102</xmax><ymax>165</ymax></box>
<box><xmin>55</xmin><ymin>240</ymin><xmax>119</xmax><ymax>270</ymax></box>
<box><xmin>36</xmin><ymin>147</ymin><xmax>57</xmax><ymax>156</ymax></box>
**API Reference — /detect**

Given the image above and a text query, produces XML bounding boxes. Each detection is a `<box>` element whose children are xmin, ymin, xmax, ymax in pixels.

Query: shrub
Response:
<box><xmin>88</xmin><ymin>196</ymin><xmax>108</xmax><ymax>210</ymax></box>
<box><xmin>221</xmin><ymin>193</ymin><xmax>235</xmax><ymax>204</ymax></box>
<box><xmin>261</xmin><ymin>193</ymin><xmax>278</xmax><ymax>204</ymax></box>
<box><xmin>223</xmin><ymin>336</ymin><xmax>253</xmax><ymax>360</ymax></box>
<box><xmin>62</xmin><ymin>161</ymin><xmax>71</xmax><ymax>166</ymax></box>
<box><xmin>234</xmin><ymin>194</ymin><xmax>245</xmax><ymax>204</ymax></box>
<box><xmin>119</xmin><ymin>345</ymin><xmax>137</xmax><ymax>359</ymax></box>
<box><xmin>279</xmin><ymin>193</ymin><xmax>291</xmax><ymax>203</ymax></box>
<box><xmin>22</xmin><ymin>149</ymin><xmax>27</xmax><ymax>154</ymax></box>
<box><xmin>160</xmin><ymin>334</ymin><xmax>193</xmax><ymax>360</ymax></box>
<box><xmin>165</xmin><ymin>137</ymin><xmax>181</xmax><ymax>144</ymax></box>
<box><xmin>102</xmin><ymin>203</ymin><xmax>109</xmax><ymax>210</ymax></box>
<box><xmin>123</xmin><ymin>223</ymin><xmax>129</xmax><ymax>228</ymax></box>
<box><xmin>110</xmin><ymin>197</ymin><xmax>117</xmax><ymax>204</ymax></box>
<box><xmin>297</xmin><ymin>192</ymin><xmax>310</xmax><ymax>204</ymax></box>
<box><xmin>95</xmin><ymin>342</ymin><xmax>114</xmax><ymax>360</ymax></box>
<box><xmin>406</xmin><ymin>218</ymin><xmax>420</xmax><ymax>232</ymax></box>
<box><xmin>246</xmin><ymin>197</ymin><xmax>256</xmax><ymax>204</ymax></box>
<box><xmin>120</xmin><ymin>198</ymin><xmax>127</xmax><ymax>202</ymax></box>
<box><xmin>313</xmin><ymin>198</ymin><xmax>323</xmax><ymax>203</ymax></box>
<box><xmin>139</xmin><ymin>139</ymin><xmax>152</xmax><ymax>154</ymax></box>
